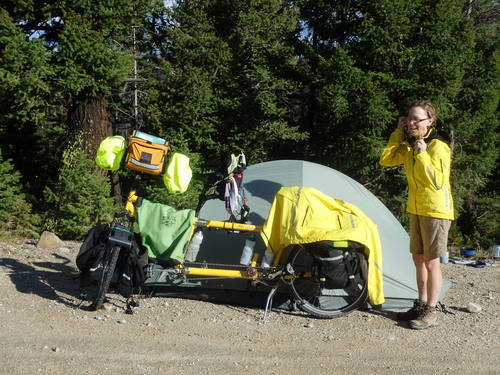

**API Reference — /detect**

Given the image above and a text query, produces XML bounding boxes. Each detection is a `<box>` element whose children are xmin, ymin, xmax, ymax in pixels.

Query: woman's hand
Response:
<box><xmin>397</xmin><ymin>116</ymin><xmax>407</xmax><ymax>131</ymax></box>
<box><xmin>414</xmin><ymin>139</ymin><xmax>427</xmax><ymax>153</ymax></box>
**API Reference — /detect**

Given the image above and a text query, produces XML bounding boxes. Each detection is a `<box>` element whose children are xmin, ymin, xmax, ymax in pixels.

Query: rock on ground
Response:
<box><xmin>36</xmin><ymin>231</ymin><xmax>65</xmax><ymax>249</ymax></box>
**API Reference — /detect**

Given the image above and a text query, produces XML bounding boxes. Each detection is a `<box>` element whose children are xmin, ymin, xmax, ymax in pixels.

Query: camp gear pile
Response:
<box><xmin>95</xmin><ymin>131</ymin><xmax>192</xmax><ymax>193</ymax></box>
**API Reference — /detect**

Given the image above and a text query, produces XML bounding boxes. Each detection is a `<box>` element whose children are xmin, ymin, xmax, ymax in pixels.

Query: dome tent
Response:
<box><xmin>148</xmin><ymin>160</ymin><xmax>451</xmax><ymax>310</ymax></box>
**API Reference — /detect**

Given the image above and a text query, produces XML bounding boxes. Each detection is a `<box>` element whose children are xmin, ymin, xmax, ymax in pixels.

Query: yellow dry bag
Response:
<box><xmin>95</xmin><ymin>136</ymin><xmax>127</xmax><ymax>171</ymax></box>
<box><xmin>163</xmin><ymin>153</ymin><xmax>192</xmax><ymax>194</ymax></box>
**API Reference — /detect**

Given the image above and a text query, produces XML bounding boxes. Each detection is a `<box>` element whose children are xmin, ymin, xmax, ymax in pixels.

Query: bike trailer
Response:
<box><xmin>145</xmin><ymin>160</ymin><xmax>450</xmax><ymax>314</ymax></box>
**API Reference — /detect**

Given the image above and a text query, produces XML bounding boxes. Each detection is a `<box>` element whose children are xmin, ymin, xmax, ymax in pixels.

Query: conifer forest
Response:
<box><xmin>0</xmin><ymin>1</ymin><xmax>498</xmax><ymax>250</ymax></box>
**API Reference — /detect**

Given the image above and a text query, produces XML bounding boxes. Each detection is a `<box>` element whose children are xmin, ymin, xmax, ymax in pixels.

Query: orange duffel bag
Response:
<box><xmin>124</xmin><ymin>130</ymin><xmax>169</xmax><ymax>175</ymax></box>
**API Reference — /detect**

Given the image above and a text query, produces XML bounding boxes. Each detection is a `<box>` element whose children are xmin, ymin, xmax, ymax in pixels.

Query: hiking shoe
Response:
<box><xmin>396</xmin><ymin>300</ymin><xmax>425</xmax><ymax>321</ymax></box>
<box><xmin>409</xmin><ymin>304</ymin><xmax>439</xmax><ymax>330</ymax></box>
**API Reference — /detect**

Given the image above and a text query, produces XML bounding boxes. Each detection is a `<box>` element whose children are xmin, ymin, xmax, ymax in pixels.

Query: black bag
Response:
<box><xmin>77</xmin><ymin>224</ymin><xmax>147</xmax><ymax>296</ymax></box>
<box><xmin>117</xmin><ymin>234</ymin><xmax>148</xmax><ymax>298</ymax></box>
<box><xmin>76</xmin><ymin>223</ymin><xmax>110</xmax><ymax>287</ymax></box>
<box><xmin>315</xmin><ymin>250</ymin><xmax>359</xmax><ymax>289</ymax></box>
<box><xmin>304</xmin><ymin>241</ymin><xmax>359</xmax><ymax>289</ymax></box>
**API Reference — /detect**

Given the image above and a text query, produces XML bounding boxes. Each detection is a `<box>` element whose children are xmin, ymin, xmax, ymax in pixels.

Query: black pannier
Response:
<box><xmin>76</xmin><ymin>223</ymin><xmax>110</xmax><ymax>287</ymax></box>
<box><xmin>77</xmin><ymin>223</ymin><xmax>148</xmax><ymax>297</ymax></box>
<box><xmin>117</xmin><ymin>238</ymin><xmax>148</xmax><ymax>298</ymax></box>
<box><xmin>303</xmin><ymin>240</ymin><xmax>361</xmax><ymax>289</ymax></box>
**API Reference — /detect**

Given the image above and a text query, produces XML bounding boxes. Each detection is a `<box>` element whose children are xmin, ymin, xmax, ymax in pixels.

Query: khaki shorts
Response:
<box><xmin>409</xmin><ymin>214</ymin><xmax>451</xmax><ymax>258</ymax></box>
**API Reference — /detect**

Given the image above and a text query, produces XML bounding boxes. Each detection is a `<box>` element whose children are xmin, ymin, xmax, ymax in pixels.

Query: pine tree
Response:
<box><xmin>156</xmin><ymin>0</ymin><xmax>307</xmax><ymax>168</ymax></box>
<box><xmin>43</xmin><ymin>140</ymin><xmax>117</xmax><ymax>239</ymax></box>
<box><xmin>0</xmin><ymin>150</ymin><xmax>38</xmax><ymax>238</ymax></box>
<box><xmin>452</xmin><ymin>0</ymin><xmax>500</xmax><ymax>248</ymax></box>
<box><xmin>0</xmin><ymin>8</ymin><xmax>56</xmax><ymax>195</ymax></box>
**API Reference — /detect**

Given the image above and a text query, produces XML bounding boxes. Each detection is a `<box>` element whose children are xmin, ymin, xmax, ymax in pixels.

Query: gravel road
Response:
<box><xmin>1</xmin><ymin>240</ymin><xmax>499</xmax><ymax>375</ymax></box>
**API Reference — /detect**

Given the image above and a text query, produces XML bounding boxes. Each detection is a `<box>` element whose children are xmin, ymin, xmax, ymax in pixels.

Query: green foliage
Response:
<box><xmin>0</xmin><ymin>9</ymin><xmax>52</xmax><ymax>128</ymax></box>
<box><xmin>52</xmin><ymin>12</ymin><xmax>133</xmax><ymax>98</ymax></box>
<box><xmin>43</xmin><ymin>142</ymin><xmax>117</xmax><ymax>239</ymax></box>
<box><xmin>157</xmin><ymin>0</ymin><xmax>308</xmax><ymax>168</ymax></box>
<box><xmin>473</xmin><ymin>192</ymin><xmax>500</xmax><ymax>249</ymax></box>
<box><xmin>0</xmin><ymin>8</ymin><xmax>60</xmax><ymax>192</ymax></box>
<box><xmin>451</xmin><ymin>8</ymin><xmax>500</xmax><ymax>246</ymax></box>
<box><xmin>0</xmin><ymin>150</ymin><xmax>39</xmax><ymax>238</ymax></box>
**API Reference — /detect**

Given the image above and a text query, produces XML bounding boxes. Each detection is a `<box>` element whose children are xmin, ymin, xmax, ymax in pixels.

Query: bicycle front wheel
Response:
<box><xmin>287</xmin><ymin>245</ymin><xmax>368</xmax><ymax>319</ymax></box>
<box><xmin>92</xmin><ymin>245</ymin><xmax>120</xmax><ymax>311</ymax></box>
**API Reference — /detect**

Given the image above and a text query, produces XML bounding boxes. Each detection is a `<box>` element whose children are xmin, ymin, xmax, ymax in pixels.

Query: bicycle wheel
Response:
<box><xmin>92</xmin><ymin>245</ymin><xmax>121</xmax><ymax>311</ymax></box>
<box><xmin>287</xmin><ymin>245</ymin><xmax>368</xmax><ymax>318</ymax></box>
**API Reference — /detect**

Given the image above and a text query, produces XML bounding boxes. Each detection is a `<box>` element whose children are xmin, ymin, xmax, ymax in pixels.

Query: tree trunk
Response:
<box><xmin>67</xmin><ymin>94</ymin><xmax>122</xmax><ymax>203</ymax></box>
<box><xmin>68</xmin><ymin>94</ymin><xmax>111</xmax><ymax>157</ymax></box>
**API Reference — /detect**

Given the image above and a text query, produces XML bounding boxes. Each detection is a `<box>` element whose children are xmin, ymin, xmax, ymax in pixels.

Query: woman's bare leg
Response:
<box><xmin>424</xmin><ymin>256</ymin><xmax>442</xmax><ymax>307</ymax></box>
<box><xmin>412</xmin><ymin>253</ymin><xmax>427</xmax><ymax>303</ymax></box>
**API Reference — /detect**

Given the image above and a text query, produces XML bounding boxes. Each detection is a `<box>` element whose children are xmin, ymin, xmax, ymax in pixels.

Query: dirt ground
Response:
<box><xmin>1</xmin><ymin>239</ymin><xmax>499</xmax><ymax>375</ymax></box>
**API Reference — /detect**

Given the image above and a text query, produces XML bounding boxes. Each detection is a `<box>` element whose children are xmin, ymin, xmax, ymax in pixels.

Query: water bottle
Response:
<box><xmin>240</xmin><ymin>235</ymin><xmax>256</xmax><ymax>266</ymax></box>
<box><xmin>185</xmin><ymin>230</ymin><xmax>204</xmax><ymax>262</ymax></box>
<box><xmin>261</xmin><ymin>248</ymin><xmax>274</xmax><ymax>269</ymax></box>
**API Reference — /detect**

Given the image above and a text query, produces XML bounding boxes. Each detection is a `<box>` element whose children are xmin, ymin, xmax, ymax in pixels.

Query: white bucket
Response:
<box><xmin>440</xmin><ymin>251</ymin><xmax>449</xmax><ymax>264</ymax></box>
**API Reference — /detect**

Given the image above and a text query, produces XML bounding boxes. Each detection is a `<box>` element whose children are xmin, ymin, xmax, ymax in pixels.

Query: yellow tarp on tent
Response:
<box><xmin>260</xmin><ymin>186</ymin><xmax>385</xmax><ymax>306</ymax></box>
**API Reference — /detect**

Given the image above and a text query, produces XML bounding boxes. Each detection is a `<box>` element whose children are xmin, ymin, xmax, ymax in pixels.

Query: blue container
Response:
<box><xmin>460</xmin><ymin>247</ymin><xmax>476</xmax><ymax>257</ymax></box>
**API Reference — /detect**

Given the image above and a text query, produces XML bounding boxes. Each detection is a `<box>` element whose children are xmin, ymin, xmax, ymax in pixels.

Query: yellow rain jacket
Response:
<box><xmin>260</xmin><ymin>187</ymin><xmax>385</xmax><ymax>306</ymax></box>
<box><xmin>380</xmin><ymin>129</ymin><xmax>454</xmax><ymax>220</ymax></box>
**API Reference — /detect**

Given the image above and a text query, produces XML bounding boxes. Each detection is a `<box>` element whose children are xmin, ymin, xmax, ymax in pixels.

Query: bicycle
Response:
<box><xmin>90</xmin><ymin>216</ymin><xmax>136</xmax><ymax>311</ymax></box>
<box><xmin>91</xmin><ymin>172</ymin><xmax>369</xmax><ymax>319</ymax></box>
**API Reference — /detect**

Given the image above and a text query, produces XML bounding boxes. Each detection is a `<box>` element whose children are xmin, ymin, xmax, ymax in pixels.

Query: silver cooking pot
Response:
<box><xmin>490</xmin><ymin>244</ymin><xmax>500</xmax><ymax>258</ymax></box>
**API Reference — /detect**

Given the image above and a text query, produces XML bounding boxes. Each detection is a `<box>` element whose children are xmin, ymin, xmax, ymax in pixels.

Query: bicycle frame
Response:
<box><xmin>116</xmin><ymin>187</ymin><xmax>369</xmax><ymax>319</ymax></box>
<box><xmin>124</xmin><ymin>189</ymin><xmax>276</xmax><ymax>282</ymax></box>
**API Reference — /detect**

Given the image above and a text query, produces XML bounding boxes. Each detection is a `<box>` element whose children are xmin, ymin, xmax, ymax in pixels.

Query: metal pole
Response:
<box><xmin>133</xmin><ymin>27</ymin><xmax>139</xmax><ymax>127</ymax></box>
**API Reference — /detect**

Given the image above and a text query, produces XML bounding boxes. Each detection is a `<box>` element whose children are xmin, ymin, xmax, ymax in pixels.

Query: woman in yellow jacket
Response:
<box><xmin>380</xmin><ymin>100</ymin><xmax>454</xmax><ymax>330</ymax></box>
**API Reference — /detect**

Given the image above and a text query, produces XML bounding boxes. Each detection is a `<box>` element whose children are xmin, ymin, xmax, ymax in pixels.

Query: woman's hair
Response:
<box><xmin>409</xmin><ymin>100</ymin><xmax>437</xmax><ymax>122</ymax></box>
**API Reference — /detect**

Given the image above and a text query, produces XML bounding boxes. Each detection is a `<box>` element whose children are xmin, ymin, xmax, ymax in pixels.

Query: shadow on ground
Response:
<box><xmin>1</xmin><ymin>253</ymin><xmax>82</xmax><ymax>308</ymax></box>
